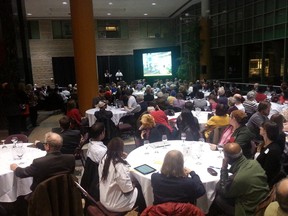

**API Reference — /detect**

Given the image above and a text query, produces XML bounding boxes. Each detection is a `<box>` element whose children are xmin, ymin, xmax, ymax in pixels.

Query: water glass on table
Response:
<box><xmin>144</xmin><ymin>140</ymin><xmax>150</xmax><ymax>154</ymax></box>
<box><xmin>181</xmin><ymin>133</ymin><xmax>186</xmax><ymax>146</ymax></box>
<box><xmin>217</xmin><ymin>145</ymin><xmax>224</xmax><ymax>158</ymax></box>
<box><xmin>162</xmin><ymin>135</ymin><xmax>168</xmax><ymax>149</ymax></box>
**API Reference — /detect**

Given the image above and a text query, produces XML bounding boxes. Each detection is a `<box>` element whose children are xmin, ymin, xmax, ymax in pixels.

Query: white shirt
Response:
<box><xmin>86</xmin><ymin>141</ymin><xmax>107</xmax><ymax>163</ymax></box>
<box><xmin>235</xmin><ymin>103</ymin><xmax>245</xmax><ymax>112</ymax></box>
<box><xmin>115</xmin><ymin>71</ymin><xmax>123</xmax><ymax>77</ymax></box>
<box><xmin>98</xmin><ymin>156</ymin><xmax>138</xmax><ymax>212</ymax></box>
<box><xmin>128</xmin><ymin>95</ymin><xmax>137</xmax><ymax>109</ymax></box>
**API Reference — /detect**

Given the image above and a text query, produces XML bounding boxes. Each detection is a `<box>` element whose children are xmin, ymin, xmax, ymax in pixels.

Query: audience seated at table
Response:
<box><xmin>217</xmin><ymin>87</ymin><xmax>228</xmax><ymax>106</ymax></box>
<box><xmin>151</xmin><ymin>150</ymin><xmax>205</xmax><ymax>205</ymax></box>
<box><xmin>143</xmin><ymin>85</ymin><xmax>154</xmax><ymax>102</ymax></box>
<box><xmin>204</xmin><ymin>104</ymin><xmax>229</xmax><ymax>139</ymax></box>
<box><xmin>81</xmin><ymin>122</ymin><xmax>106</xmax><ymax>201</ymax></box>
<box><xmin>243</xmin><ymin>91</ymin><xmax>258</xmax><ymax>118</ymax></box>
<box><xmin>147</xmin><ymin>102</ymin><xmax>174</xmax><ymax>136</ymax></box>
<box><xmin>10</xmin><ymin>132</ymin><xmax>75</xmax><ymax>191</ymax></box>
<box><xmin>66</xmin><ymin>99</ymin><xmax>82</xmax><ymax>130</ymax></box>
<box><xmin>264</xmin><ymin>178</ymin><xmax>288</xmax><ymax>216</ymax></box>
<box><xmin>256</xmin><ymin>86</ymin><xmax>268</xmax><ymax>102</ymax></box>
<box><xmin>155</xmin><ymin>91</ymin><xmax>172</xmax><ymax>111</ymax></box>
<box><xmin>247</xmin><ymin>100</ymin><xmax>271</xmax><ymax>140</ymax></box>
<box><xmin>91</xmin><ymin>89</ymin><xmax>106</xmax><ymax>108</ymax></box>
<box><xmin>177</xmin><ymin>108</ymin><xmax>200</xmax><ymax>141</ymax></box>
<box><xmin>211</xmin><ymin>142</ymin><xmax>269</xmax><ymax>216</ymax></box>
<box><xmin>209</xmin><ymin>110</ymin><xmax>255</xmax><ymax>159</ymax></box>
<box><xmin>256</xmin><ymin>121</ymin><xmax>283</xmax><ymax>187</ymax></box>
<box><xmin>34</xmin><ymin>116</ymin><xmax>81</xmax><ymax>154</ymax></box>
<box><xmin>94</xmin><ymin>100</ymin><xmax>118</xmax><ymax>144</ymax></box>
<box><xmin>172</xmin><ymin>93</ymin><xmax>186</xmax><ymax>111</ymax></box>
<box><xmin>98</xmin><ymin>137</ymin><xmax>146</xmax><ymax>213</ymax></box>
<box><xmin>193</xmin><ymin>91</ymin><xmax>208</xmax><ymax>111</ymax></box>
<box><xmin>139</xmin><ymin>114</ymin><xmax>170</xmax><ymax>143</ymax></box>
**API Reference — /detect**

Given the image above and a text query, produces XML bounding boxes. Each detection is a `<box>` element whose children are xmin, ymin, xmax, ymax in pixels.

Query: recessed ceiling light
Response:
<box><xmin>27</xmin><ymin>13</ymin><xmax>32</xmax><ymax>16</ymax></box>
<box><xmin>144</xmin><ymin>13</ymin><xmax>148</xmax><ymax>16</ymax></box>
<box><xmin>62</xmin><ymin>1</ymin><xmax>68</xmax><ymax>5</ymax></box>
<box><xmin>107</xmin><ymin>13</ymin><xmax>111</xmax><ymax>16</ymax></box>
<box><xmin>109</xmin><ymin>2</ymin><xmax>113</xmax><ymax>5</ymax></box>
<box><xmin>152</xmin><ymin>3</ymin><xmax>156</xmax><ymax>6</ymax></box>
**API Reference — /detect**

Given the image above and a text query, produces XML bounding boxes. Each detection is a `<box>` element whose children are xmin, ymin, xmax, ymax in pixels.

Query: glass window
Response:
<box><xmin>254</xmin><ymin>16</ymin><xmax>263</xmax><ymax>28</ymax></box>
<box><xmin>227</xmin><ymin>23</ymin><xmax>234</xmax><ymax>34</ymax></box>
<box><xmin>219</xmin><ymin>36</ymin><xmax>226</xmax><ymax>47</ymax></box>
<box><xmin>147</xmin><ymin>20</ymin><xmax>160</xmax><ymax>38</ymax></box>
<box><xmin>244</xmin><ymin>5</ymin><xmax>253</xmax><ymax>17</ymax></box>
<box><xmin>276</xmin><ymin>0</ymin><xmax>286</xmax><ymax>9</ymax></box>
<box><xmin>254</xmin><ymin>1</ymin><xmax>264</xmax><ymax>15</ymax></box>
<box><xmin>265</xmin><ymin>0</ymin><xmax>275</xmax><ymax>12</ymax></box>
<box><xmin>275</xmin><ymin>9</ymin><xmax>287</xmax><ymax>24</ymax></box>
<box><xmin>235</xmin><ymin>21</ymin><xmax>243</xmax><ymax>32</ymax></box>
<box><xmin>235</xmin><ymin>33</ymin><xmax>242</xmax><ymax>44</ymax></box>
<box><xmin>211</xmin><ymin>16</ymin><xmax>218</xmax><ymax>27</ymax></box>
<box><xmin>275</xmin><ymin>24</ymin><xmax>285</xmax><ymax>38</ymax></box>
<box><xmin>211</xmin><ymin>27</ymin><xmax>218</xmax><ymax>37</ymax></box>
<box><xmin>253</xmin><ymin>29</ymin><xmax>263</xmax><ymax>41</ymax></box>
<box><xmin>244</xmin><ymin>18</ymin><xmax>252</xmax><ymax>30</ymax></box>
<box><xmin>244</xmin><ymin>31</ymin><xmax>252</xmax><ymax>43</ymax></box>
<box><xmin>227</xmin><ymin>35</ymin><xmax>234</xmax><ymax>45</ymax></box>
<box><xmin>228</xmin><ymin>11</ymin><xmax>235</xmax><ymax>22</ymax></box>
<box><xmin>218</xmin><ymin>25</ymin><xmax>226</xmax><ymax>35</ymax></box>
<box><xmin>211</xmin><ymin>37</ymin><xmax>218</xmax><ymax>48</ymax></box>
<box><xmin>52</xmin><ymin>20</ymin><xmax>72</xmax><ymax>39</ymax></box>
<box><xmin>264</xmin><ymin>13</ymin><xmax>274</xmax><ymax>26</ymax></box>
<box><xmin>27</xmin><ymin>21</ymin><xmax>40</xmax><ymax>39</ymax></box>
<box><xmin>264</xmin><ymin>27</ymin><xmax>273</xmax><ymax>40</ymax></box>
<box><xmin>236</xmin><ymin>8</ymin><xmax>243</xmax><ymax>20</ymax></box>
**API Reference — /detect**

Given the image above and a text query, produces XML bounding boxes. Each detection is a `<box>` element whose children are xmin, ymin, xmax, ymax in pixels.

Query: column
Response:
<box><xmin>70</xmin><ymin>0</ymin><xmax>98</xmax><ymax>114</ymax></box>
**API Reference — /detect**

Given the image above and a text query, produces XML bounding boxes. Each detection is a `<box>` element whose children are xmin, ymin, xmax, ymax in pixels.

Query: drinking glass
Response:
<box><xmin>181</xmin><ymin>133</ymin><xmax>186</xmax><ymax>146</ymax></box>
<box><xmin>162</xmin><ymin>135</ymin><xmax>168</xmax><ymax>148</ymax></box>
<box><xmin>11</xmin><ymin>137</ymin><xmax>18</xmax><ymax>148</ymax></box>
<box><xmin>144</xmin><ymin>140</ymin><xmax>150</xmax><ymax>154</ymax></box>
<box><xmin>15</xmin><ymin>143</ymin><xmax>24</xmax><ymax>160</ymax></box>
<box><xmin>217</xmin><ymin>145</ymin><xmax>224</xmax><ymax>158</ymax></box>
<box><xmin>1</xmin><ymin>139</ymin><xmax>6</xmax><ymax>148</ymax></box>
<box><xmin>195</xmin><ymin>108</ymin><xmax>201</xmax><ymax>117</ymax></box>
<box><xmin>195</xmin><ymin>148</ymin><xmax>202</xmax><ymax>165</ymax></box>
<box><xmin>204</xmin><ymin>106</ymin><xmax>209</xmax><ymax>112</ymax></box>
<box><xmin>198</xmin><ymin>138</ymin><xmax>205</xmax><ymax>152</ymax></box>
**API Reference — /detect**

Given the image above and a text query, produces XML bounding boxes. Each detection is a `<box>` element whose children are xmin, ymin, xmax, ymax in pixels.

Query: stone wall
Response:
<box><xmin>29</xmin><ymin>19</ymin><xmax>177</xmax><ymax>87</ymax></box>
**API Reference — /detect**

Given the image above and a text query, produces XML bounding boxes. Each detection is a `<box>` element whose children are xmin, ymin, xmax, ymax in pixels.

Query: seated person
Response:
<box><xmin>98</xmin><ymin>137</ymin><xmax>146</xmax><ymax>213</ymax></box>
<box><xmin>151</xmin><ymin>150</ymin><xmax>205</xmax><ymax>205</ymax></box>
<box><xmin>243</xmin><ymin>91</ymin><xmax>258</xmax><ymax>117</ymax></box>
<box><xmin>210</xmin><ymin>110</ymin><xmax>255</xmax><ymax>159</ymax></box>
<box><xmin>144</xmin><ymin>86</ymin><xmax>154</xmax><ymax>102</ymax></box>
<box><xmin>264</xmin><ymin>178</ymin><xmax>288</xmax><ymax>216</ymax></box>
<box><xmin>66</xmin><ymin>99</ymin><xmax>82</xmax><ymax>130</ymax></box>
<box><xmin>86</xmin><ymin>122</ymin><xmax>107</xmax><ymax>163</ymax></box>
<box><xmin>212</xmin><ymin>142</ymin><xmax>269</xmax><ymax>216</ymax></box>
<box><xmin>257</xmin><ymin>121</ymin><xmax>283</xmax><ymax>187</ymax></box>
<box><xmin>124</xmin><ymin>89</ymin><xmax>140</xmax><ymax>113</ymax></box>
<box><xmin>94</xmin><ymin>100</ymin><xmax>118</xmax><ymax>143</ymax></box>
<box><xmin>193</xmin><ymin>91</ymin><xmax>208</xmax><ymax>110</ymax></box>
<box><xmin>10</xmin><ymin>132</ymin><xmax>75</xmax><ymax>191</ymax></box>
<box><xmin>36</xmin><ymin>116</ymin><xmax>81</xmax><ymax>154</ymax></box>
<box><xmin>91</xmin><ymin>89</ymin><xmax>106</xmax><ymax>108</ymax></box>
<box><xmin>177</xmin><ymin>108</ymin><xmax>200</xmax><ymax>141</ymax></box>
<box><xmin>172</xmin><ymin>93</ymin><xmax>186</xmax><ymax>110</ymax></box>
<box><xmin>204</xmin><ymin>104</ymin><xmax>229</xmax><ymax>139</ymax></box>
<box><xmin>139</xmin><ymin>114</ymin><xmax>170</xmax><ymax>143</ymax></box>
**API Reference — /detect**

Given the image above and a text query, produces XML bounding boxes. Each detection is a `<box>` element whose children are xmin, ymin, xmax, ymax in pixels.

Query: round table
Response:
<box><xmin>0</xmin><ymin>143</ymin><xmax>46</xmax><ymax>202</ymax></box>
<box><xmin>126</xmin><ymin>140</ymin><xmax>222</xmax><ymax>213</ymax></box>
<box><xmin>85</xmin><ymin>107</ymin><xmax>128</xmax><ymax>127</ymax></box>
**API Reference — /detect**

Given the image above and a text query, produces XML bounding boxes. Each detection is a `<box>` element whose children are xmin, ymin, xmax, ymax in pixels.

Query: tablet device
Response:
<box><xmin>134</xmin><ymin>164</ymin><xmax>156</xmax><ymax>175</ymax></box>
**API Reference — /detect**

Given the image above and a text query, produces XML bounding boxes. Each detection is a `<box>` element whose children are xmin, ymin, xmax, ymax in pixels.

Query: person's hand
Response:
<box><xmin>221</xmin><ymin>158</ymin><xmax>228</xmax><ymax>169</ymax></box>
<box><xmin>140</xmin><ymin>130</ymin><xmax>146</xmax><ymax>139</ymax></box>
<box><xmin>184</xmin><ymin>167</ymin><xmax>192</xmax><ymax>176</ymax></box>
<box><xmin>10</xmin><ymin>163</ymin><xmax>18</xmax><ymax>171</ymax></box>
<box><xmin>257</xmin><ymin>142</ymin><xmax>264</xmax><ymax>152</ymax></box>
<box><xmin>209</xmin><ymin>144</ymin><xmax>217</xmax><ymax>150</ymax></box>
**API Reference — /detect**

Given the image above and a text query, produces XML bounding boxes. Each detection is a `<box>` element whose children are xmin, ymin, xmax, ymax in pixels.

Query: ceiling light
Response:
<box><xmin>105</xmin><ymin>26</ymin><xmax>117</xmax><ymax>31</ymax></box>
<box><xmin>62</xmin><ymin>1</ymin><xmax>68</xmax><ymax>5</ymax></box>
<box><xmin>152</xmin><ymin>3</ymin><xmax>156</xmax><ymax>6</ymax></box>
<box><xmin>109</xmin><ymin>2</ymin><xmax>113</xmax><ymax>5</ymax></box>
<box><xmin>144</xmin><ymin>13</ymin><xmax>148</xmax><ymax>16</ymax></box>
<box><xmin>27</xmin><ymin>13</ymin><xmax>32</xmax><ymax>16</ymax></box>
<box><xmin>107</xmin><ymin>13</ymin><xmax>111</xmax><ymax>16</ymax></box>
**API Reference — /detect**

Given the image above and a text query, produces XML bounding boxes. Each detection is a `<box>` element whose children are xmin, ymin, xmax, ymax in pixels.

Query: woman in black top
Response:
<box><xmin>151</xmin><ymin>150</ymin><xmax>205</xmax><ymax>205</ymax></box>
<box><xmin>177</xmin><ymin>108</ymin><xmax>200</xmax><ymax>141</ymax></box>
<box><xmin>257</xmin><ymin>120</ymin><xmax>282</xmax><ymax>187</ymax></box>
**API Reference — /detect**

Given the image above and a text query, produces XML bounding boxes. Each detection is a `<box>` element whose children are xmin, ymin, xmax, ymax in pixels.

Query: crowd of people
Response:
<box><xmin>3</xmin><ymin>77</ymin><xmax>288</xmax><ymax>215</ymax></box>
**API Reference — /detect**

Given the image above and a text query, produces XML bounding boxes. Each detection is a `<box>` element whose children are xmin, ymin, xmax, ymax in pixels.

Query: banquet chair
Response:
<box><xmin>117</xmin><ymin>115</ymin><xmax>135</xmax><ymax>139</ymax></box>
<box><xmin>74</xmin><ymin>132</ymin><xmax>89</xmax><ymax>167</ymax></box>
<box><xmin>28</xmin><ymin>174</ymin><xmax>83</xmax><ymax>216</ymax></box>
<box><xmin>74</xmin><ymin>181</ymin><xmax>127</xmax><ymax>216</ymax></box>
<box><xmin>140</xmin><ymin>202</ymin><xmax>205</xmax><ymax>216</ymax></box>
<box><xmin>4</xmin><ymin>134</ymin><xmax>28</xmax><ymax>144</ymax></box>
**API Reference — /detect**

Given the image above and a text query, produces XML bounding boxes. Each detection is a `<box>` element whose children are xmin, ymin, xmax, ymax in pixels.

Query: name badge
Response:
<box><xmin>264</xmin><ymin>148</ymin><xmax>269</xmax><ymax>154</ymax></box>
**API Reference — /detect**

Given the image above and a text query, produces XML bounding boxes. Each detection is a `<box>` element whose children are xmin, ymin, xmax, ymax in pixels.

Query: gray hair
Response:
<box><xmin>247</xmin><ymin>91</ymin><xmax>256</xmax><ymax>100</ymax></box>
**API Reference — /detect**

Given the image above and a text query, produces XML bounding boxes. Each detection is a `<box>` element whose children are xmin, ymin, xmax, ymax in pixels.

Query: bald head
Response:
<box><xmin>276</xmin><ymin>178</ymin><xmax>288</xmax><ymax>212</ymax></box>
<box><xmin>224</xmin><ymin>143</ymin><xmax>243</xmax><ymax>160</ymax></box>
<box><xmin>44</xmin><ymin>132</ymin><xmax>63</xmax><ymax>152</ymax></box>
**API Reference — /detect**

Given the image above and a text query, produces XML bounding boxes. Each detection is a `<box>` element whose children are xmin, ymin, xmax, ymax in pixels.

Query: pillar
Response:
<box><xmin>70</xmin><ymin>0</ymin><xmax>98</xmax><ymax>114</ymax></box>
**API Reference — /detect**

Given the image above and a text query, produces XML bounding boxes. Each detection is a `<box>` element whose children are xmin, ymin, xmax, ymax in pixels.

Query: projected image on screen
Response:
<box><xmin>142</xmin><ymin>51</ymin><xmax>172</xmax><ymax>77</ymax></box>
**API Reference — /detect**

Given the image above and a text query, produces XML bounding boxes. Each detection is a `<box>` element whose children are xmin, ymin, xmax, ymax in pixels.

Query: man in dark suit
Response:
<box><xmin>10</xmin><ymin>132</ymin><xmax>75</xmax><ymax>191</ymax></box>
<box><xmin>51</xmin><ymin>115</ymin><xmax>81</xmax><ymax>154</ymax></box>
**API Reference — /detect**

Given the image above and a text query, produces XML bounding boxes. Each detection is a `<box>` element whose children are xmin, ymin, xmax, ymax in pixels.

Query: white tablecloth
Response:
<box><xmin>0</xmin><ymin>143</ymin><xmax>46</xmax><ymax>202</ymax></box>
<box><xmin>126</xmin><ymin>140</ymin><xmax>222</xmax><ymax>213</ymax></box>
<box><xmin>85</xmin><ymin>107</ymin><xmax>128</xmax><ymax>127</ymax></box>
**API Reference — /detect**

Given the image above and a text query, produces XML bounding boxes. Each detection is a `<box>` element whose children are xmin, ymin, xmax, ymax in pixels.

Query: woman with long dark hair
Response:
<box><xmin>99</xmin><ymin>137</ymin><xmax>146</xmax><ymax>213</ymax></box>
<box><xmin>177</xmin><ymin>108</ymin><xmax>200</xmax><ymax>141</ymax></box>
